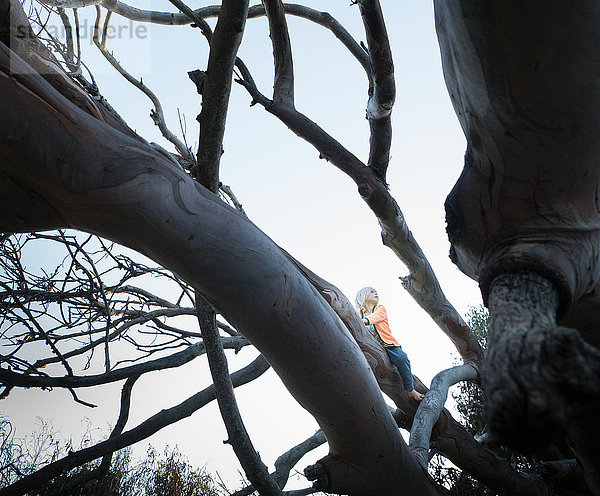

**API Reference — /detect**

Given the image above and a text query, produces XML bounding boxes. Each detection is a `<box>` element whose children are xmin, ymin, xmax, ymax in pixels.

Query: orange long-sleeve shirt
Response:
<box><xmin>361</xmin><ymin>304</ymin><xmax>401</xmax><ymax>347</ymax></box>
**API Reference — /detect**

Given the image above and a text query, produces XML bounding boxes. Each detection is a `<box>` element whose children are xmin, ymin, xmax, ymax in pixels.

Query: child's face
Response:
<box><xmin>365</xmin><ymin>288</ymin><xmax>379</xmax><ymax>306</ymax></box>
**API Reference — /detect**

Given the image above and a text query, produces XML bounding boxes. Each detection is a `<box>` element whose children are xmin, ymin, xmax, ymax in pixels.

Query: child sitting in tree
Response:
<box><xmin>355</xmin><ymin>286</ymin><xmax>424</xmax><ymax>402</ymax></box>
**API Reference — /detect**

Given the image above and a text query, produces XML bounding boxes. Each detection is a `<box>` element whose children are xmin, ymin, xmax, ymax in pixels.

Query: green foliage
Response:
<box><xmin>33</xmin><ymin>446</ymin><xmax>224</xmax><ymax>496</ymax></box>
<box><xmin>0</xmin><ymin>418</ymin><xmax>223</xmax><ymax>496</ymax></box>
<box><xmin>141</xmin><ymin>446</ymin><xmax>222</xmax><ymax>496</ymax></box>
<box><xmin>32</xmin><ymin>450</ymin><xmax>132</xmax><ymax>496</ymax></box>
<box><xmin>452</xmin><ymin>306</ymin><xmax>488</xmax><ymax>437</ymax></box>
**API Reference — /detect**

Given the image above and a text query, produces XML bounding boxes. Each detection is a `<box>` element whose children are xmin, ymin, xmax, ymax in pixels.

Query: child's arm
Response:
<box><xmin>363</xmin><ymin>305</ymin><xmax>387</xmax><ymax>326</ymax></box>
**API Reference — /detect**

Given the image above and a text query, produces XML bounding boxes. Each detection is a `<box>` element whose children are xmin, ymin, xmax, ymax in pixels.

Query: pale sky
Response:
<box><xmin>2</xmin><ymin>0</ymin><xmax>483</xmax><ymax>490</ymax></box>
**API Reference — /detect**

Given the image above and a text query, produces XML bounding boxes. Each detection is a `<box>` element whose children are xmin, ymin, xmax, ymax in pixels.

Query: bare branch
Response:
<box><xmin>273</xmin><ymin>430</ymin><xmax>326</xmax><ymax>488</ymax></box>
<box><xmin>91</xmin><ymin>6</ymin><xmax>195</xmax><ymax>167</ymax></box>
<box><xmin>96</xmin><ymin>2</ymin><xmax>370</xmax><ymax>75</ymax></box>
<box><xmin>219</xmin><ymin>184</ymin><xmax>246</xmax><ymax>214</ymax></box>
<box><xmin>0</xmin><ymin>355</ymin><xmax>270</xmax><ymax>496</ymax></box>
<box><xmin>263</xmin><ymin>0</ymin><xmax>294</xmax><ymax>106</ymax></box>
<box><xmin>196</xmin><ymin>293</ymin><xmax>283</xmax><ymax>496</ymax></box>
<box><xmin>231</xmin><ymin>430</ymin><xmax>327</xmax><ymax>496</ymax></box>
<box><xmin>44</xmin><ymin>375</ymin><xmax>138</xmax><ymax>496</ymax></box>
<box><xmin>166</xmin><ymin>0</ymin><xmax>213</xmax><ymax>41</ymax></box>
<box><xmin>409</xmin><ymin>364</ymin><xmax>478</xmax><ymax>469</ymax></box>
<box><xmin>193</xmin><ymin>0</ymin><xmax>250</xmax><ymax>192</ymax></box>
<box><xmin>279</xmin><ymin>248</ymin><xmax>539</xmax><ymax>496</ymax></box>
<box><xmin>2</xmin><ymin>341</ymin><xmax>204</xmax><ymax>388</ymax></box>
<box><xmin>357</xmin><ymin>0</ymin><xmax>394</xmax><ymax>182</ymax></box>
<box><xmin>357</xmin><ymin>0</ymin><xmax>394</xmax><ymax>117</ymax></box>
<box><xmin>41</xmin><ymin>0</ymin><xmax>100</xmax><ymax>7</ymax></box>
<box><xmin>238</xmin><ymin>89</ymin><xmax>482</xmax><ymax>365</ymax></box>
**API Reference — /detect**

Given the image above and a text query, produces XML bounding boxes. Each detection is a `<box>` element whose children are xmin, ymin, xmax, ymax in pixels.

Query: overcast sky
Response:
<box><xmin>2</xmin><ymin>0</ymin><xmax>483</xmax><ymax>490</ymax></box>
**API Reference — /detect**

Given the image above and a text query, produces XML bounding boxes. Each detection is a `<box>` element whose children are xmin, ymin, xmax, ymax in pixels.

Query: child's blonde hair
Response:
<box><xmin>355</xmin><ymin>286</ymin><xmax>376</xmax><ymax>313</ymax></box>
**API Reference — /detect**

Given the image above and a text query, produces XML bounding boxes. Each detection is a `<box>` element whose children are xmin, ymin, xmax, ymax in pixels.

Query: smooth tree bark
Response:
<box><xmin>436</xmin><ymin>1</ymin><xmax>600</xmax><ymax>490</ymax></box>
<box><xmin>0</xmin><ymin>39</ymin><xmax>441</xmax><ymax>495</ymax></box>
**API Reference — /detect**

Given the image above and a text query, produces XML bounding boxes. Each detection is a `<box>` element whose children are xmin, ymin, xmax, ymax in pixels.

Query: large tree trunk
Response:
<box><xmin>436</xmin><ymin>1</ymin><xmax>600</xmax><ymax>489</ymax></box>
<box><xmin>0</xmin><ymin>42</ymin><xmax>441</xmax><ymax>495</ymax></box>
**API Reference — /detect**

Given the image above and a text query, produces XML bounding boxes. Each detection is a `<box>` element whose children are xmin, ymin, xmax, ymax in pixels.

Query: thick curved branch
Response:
<box><xmin>409</xmin><ymin>364</ymin><xmax>477</xmax><ymax>469</ymax></box>
<box><xmin>0</xmin><ymin>43</ymin><xmax>441</xmax><ymax>494</ymax></box>
<box><xmin>283</xmin><ymin>251</ymin><xmax>423</xmax><ymax>406</ymax></box>
<box><xmin>196</xmin><ymin>293</ymin><xmax>282</xmax><ymax>496</ymax></box>
<box><xmin>288</xmin><ymin>254</ymin><xmax>547</xmax><ymax>496</ymax></box>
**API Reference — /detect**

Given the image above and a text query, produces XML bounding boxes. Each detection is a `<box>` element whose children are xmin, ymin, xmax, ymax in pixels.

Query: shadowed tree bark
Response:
<box><xmin>436</xmin><ymin>1</ymin><xmax>600</xmax><ymax>491</ymax></box>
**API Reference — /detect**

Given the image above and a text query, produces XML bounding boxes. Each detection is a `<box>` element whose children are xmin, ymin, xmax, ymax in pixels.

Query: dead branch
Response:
<box><xmin>231</xmin><ymin>430</ymin><xmax>327</xmax><ymax>496</ymax></box>
<box><xmin>91</xmin><ymin>6</ymin><xmax>195</xmax><ymax>168</ymax></box>
<box><xmin>44</xmin><ymin>375</ymin><xmax>138</xmax><ymax>496</ymax></box>
<box><xmin>263</xmin><ymin>0</ymin><xmax>294</xmax><ymax>106</ymax></box>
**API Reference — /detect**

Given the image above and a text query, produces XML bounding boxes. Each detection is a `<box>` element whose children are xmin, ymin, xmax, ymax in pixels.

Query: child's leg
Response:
<box><xmin>385</xmin><ymin>346</ymin><xmax>414</xmax><ymax>391</ymax></box>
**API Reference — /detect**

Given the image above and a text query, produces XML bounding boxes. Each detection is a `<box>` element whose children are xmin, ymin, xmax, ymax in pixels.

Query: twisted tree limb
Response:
<box><xmin>485</xmin><ymin>273</ymin><xmax>600</xmax><ymax>494</ymax></box>
<box><xmin>409</xmin><ymin>364</ymin><xmax>477</xmax><ymax>469</ymax></box>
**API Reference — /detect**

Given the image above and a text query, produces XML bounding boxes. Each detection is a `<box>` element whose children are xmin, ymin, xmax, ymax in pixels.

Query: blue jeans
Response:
<box><xmin>385</xmin><ymin>346</ymin><xmax>414</xmax><ymax>391</ymax></box>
